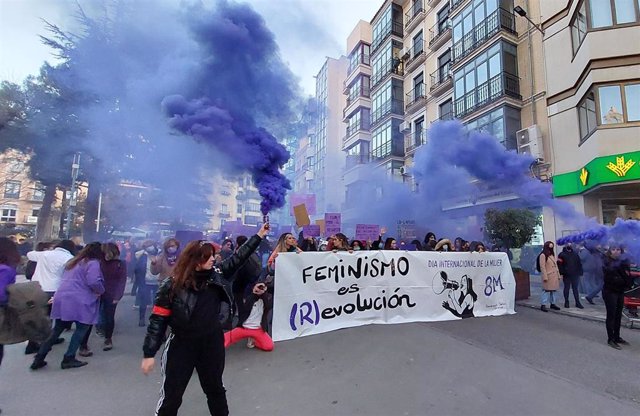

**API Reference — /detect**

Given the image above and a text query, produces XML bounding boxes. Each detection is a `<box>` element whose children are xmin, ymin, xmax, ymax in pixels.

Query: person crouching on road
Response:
<box><xmin>224</xmin><ymin>281</ymin><xmax>273</xmax><ymax>351</ymax></box>
<box><xmin>141</xmin><ymin>223</ymin><xmax>269</xmax><ymax>416</ymax></box>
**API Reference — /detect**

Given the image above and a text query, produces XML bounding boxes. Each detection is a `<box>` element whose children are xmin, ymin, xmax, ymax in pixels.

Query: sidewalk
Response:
<box><xmin>518</xmin><ymin>279</ymin><xmax>640</xmax><ymax>329</ymax></box>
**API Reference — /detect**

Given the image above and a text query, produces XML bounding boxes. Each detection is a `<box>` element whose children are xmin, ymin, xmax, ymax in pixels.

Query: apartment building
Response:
<box><xmin>312</xmin><ymin>57</ymin><xmax>349</xmax><ymax>216</ymax></box>
<box><xmin>0</xmin><ymin>149</ymin><xmax>61</xmax><ymax>239</ymax></box>
<box><xmin>541</xmin><ymin>0</ymin><xmax>640</xmax><ymax>239</ymax></box>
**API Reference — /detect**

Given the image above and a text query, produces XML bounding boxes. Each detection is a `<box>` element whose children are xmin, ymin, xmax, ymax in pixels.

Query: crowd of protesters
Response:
<box><xmin>0</xmin><ymin>225</ymin><xmax>637</xmax><ymax>415</ymax></box>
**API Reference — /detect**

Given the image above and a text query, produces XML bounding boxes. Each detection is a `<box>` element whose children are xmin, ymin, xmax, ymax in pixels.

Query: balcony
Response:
<box><xmin>343</xmin><ymin>121</ymin><xmax>372</xmax><ymax>150</ymax></box>
<box><xmin>405</xmin><ymin>84</ymin><xmax>427</xmax><ymax>115</ymax></box>
<box><xmin>429</xmin><ymin>20</ymin><xmax>451</xmax><ymax>51</ymax></box>
<box><xmin>435</xmin><ymin>111</ymin><xmax>454</xmax><ymax>122</ymax></box>
<box><xmin>405</xmin><ymin>0</ymin><xmax>425</xmax><ymax>33</ymax></box>
<box><xmin>370</xmin><ymin>99</ymin><xmax>404</xmax><ymax>128</ymax></box>
<box><xmin>371</xmin><ymin>20</ymin><xmax>404</xmax><ymax>55</ymax></box>
<box><xmin>371</xmin><ymin>60</ymin><xmax>404</xmax><ymax>89</ymax></box>
<box><xmin>427</xmin><ymin>0</ymin><xmax>444</xmax><ymax>6</ymax></box>
<box><xmin>343</xmin><ymin>155</ymin><xmax>371</xmax><ymax>184</ymax></box>
<box><xmin>452</xmin><ymin>8</ymin><xmax>516</xmax><ymax>64</ymax></box>
<box><xmin>404</xmin><ymin>131</ymin><xmax>427</xmax><ymax>155</ymax></box>
<box><xmin>343</xmin><ymin>85</ymin><xmax>371</xmax><ymax>119</ymax></box>
<box><xmin>429</xmin><ymin>64</ymin><xmax>452</xmax><ymax>96</ymax></box>
<box><xmin>343</xmin><ymin>55</ymin><xmax>371</xmax><ymax>93</ymax></box>
<box><xmin>218</xmin><ymin>212</ymin><xmax>231</xmax><ymax>218</ymax></box>
<box><xmin>453</xmin><ymin>72</ymin><xmax>521</xmax><ymax>118</ymax></box>
<box><xmin>451</xmin><ymin>0</ymin><xmax>467</xmax><ymax>14</ymax></box>
<box><xmin>404</xmin><ymin>41</ymin><xmax>427</xmax><ymax>73</ymax></box>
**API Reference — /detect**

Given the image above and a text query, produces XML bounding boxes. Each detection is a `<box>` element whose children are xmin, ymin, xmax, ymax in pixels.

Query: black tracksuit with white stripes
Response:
<box><xmin>143</xmin><ymin>235</ymin><xmax>262</xmax><ymax>416</ymax></box>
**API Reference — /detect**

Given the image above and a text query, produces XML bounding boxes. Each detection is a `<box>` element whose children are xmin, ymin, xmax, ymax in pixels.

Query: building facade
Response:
<box><xmin>541</xmin><ymin>0</ymin><xmax>640</xmax><ymax>239</ymax></box>
<box><xmin>312</xmin><ymin>57</ymin><xmax>349</xmax><ymax>216</ymax></box>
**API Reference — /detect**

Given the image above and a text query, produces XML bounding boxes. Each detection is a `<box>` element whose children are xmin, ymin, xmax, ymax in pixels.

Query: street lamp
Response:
<box><xmin>514</xmin><ymin>6</ymin><xmax>545</xmax><ymax>35</ymax></box>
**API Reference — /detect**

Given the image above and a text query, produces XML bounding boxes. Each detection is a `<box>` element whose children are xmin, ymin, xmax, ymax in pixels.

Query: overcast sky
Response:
<box><xmin>0</xmin><ymin>0</ymin><xmax>381</xmax><ymax>95</ymax></box>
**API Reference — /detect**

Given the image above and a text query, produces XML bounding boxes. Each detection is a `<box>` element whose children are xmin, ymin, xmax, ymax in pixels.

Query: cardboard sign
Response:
<box><xmin>397</xmin><ymin>219</ymin><xmax>417</xmax><ymax>239</ymax></box>
<box><xmin>324</xmin><ymin>213</ymin><xmax>341</xmax><ymax>237</ymax></box>
<box><xmin>290</xmin><ymin>194</ymin><xmax>317</xmax><ymax>215</ymax></box>
<box><xmin>293</xmin><ymin>204</ymin><xmax>310</xmax><ymax>227</ymax></box>
<box><xmin>355</xmin><ymin>224</ymin><xmax>380</xmax><ymax>241</ymax></box>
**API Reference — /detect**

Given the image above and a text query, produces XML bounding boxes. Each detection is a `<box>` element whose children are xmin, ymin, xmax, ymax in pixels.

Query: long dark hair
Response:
<box><xmin>66</xmin><ymin>242</ymin><xmax>103</xmax><ymax>270</ymax></box>
<box><xmin>171</xmin><ymin>240</ymin><xmax>215</xmax><ymax>293</ymax></box>
<box><xmin>542</xmin><ymin>241</ymin><xmax>555</xmax><ymax>261</ymax></box>
<box><xmin>0</xmin><ymin>237</ymin><xmax>21</xmax><ymax>268</ymax></box>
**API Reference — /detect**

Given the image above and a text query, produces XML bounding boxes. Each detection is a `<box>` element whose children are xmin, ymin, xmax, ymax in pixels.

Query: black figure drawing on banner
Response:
<box><xmin>433</xmin><ymin>271</ymin><xmax>477</xmax><ymax>318</ymax></box>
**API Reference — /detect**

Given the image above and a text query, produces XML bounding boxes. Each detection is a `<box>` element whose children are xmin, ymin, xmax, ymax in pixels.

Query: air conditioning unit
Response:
<box><xmin>399</xmin><ymin>121</ymin><xmax>411</xmax><ymax>132</ymax></box>
<box><xmin>399</xmin><ymin>166</ymin><xmax>407</xmax><ymax>175</ymax></box>
<box><xmin>517</xmin><ymin>125</ymin><xmax>544</xmax><ymax>161</ymax></box>
<box><xmin>399</xmin><ymin>47</ymin><xmax>411</xmax><ymax>60</ymax></box>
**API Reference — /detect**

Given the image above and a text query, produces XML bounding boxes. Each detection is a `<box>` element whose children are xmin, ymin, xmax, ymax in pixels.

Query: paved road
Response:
<box><xmin>1</xmin><ymin>291</ymin><xmax>639</xmax><ymax>416</ymax></box>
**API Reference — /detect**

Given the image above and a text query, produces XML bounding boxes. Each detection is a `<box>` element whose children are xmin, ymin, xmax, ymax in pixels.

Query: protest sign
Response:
<box><xmin>315</xmin><ymin>219</ymin><xmax>325</xmax><ymax>236</ymax></box>
<box><xmin>272</xmin><ymin>251</ymin><xmax>515</xmax><ymax>341</ymax></box>
<box><xmin>324</xmin><ymin>213</ymin><xmax>341</xmax><ymax>237</ymax></box>
<box><xmin>293</xmin><ymin>204</ymin><xmax>310</xmax><ymax>227</ymax></box>
<box><xmin>303</xmin><ymin>224</ymin><xmax>321</xmax><ymax>237</ymax></box>
<box><xmin>355</xmin><ymin>224</ymin><xmax>380</xmax><ymax>241</ymax></box>
<box><xmin>290</xmin><ymin>194</ymin><xmax>316</xmax><ymax>216</ymax></box>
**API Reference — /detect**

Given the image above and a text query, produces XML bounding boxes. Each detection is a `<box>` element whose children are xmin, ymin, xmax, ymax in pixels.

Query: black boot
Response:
<box><xmin>61</xmin><ymin>356</ymin><xmax>88</xmax><ymax>369</ymax></box>
<box><xmin>540</xmin><ymin>305</ymin><xmax>548</xmax><ymax>312</ymax></box>
<box><xmin>30</xmin><ymin>355</ymin><xmax>48</xmax><ymax>370</ymax></box>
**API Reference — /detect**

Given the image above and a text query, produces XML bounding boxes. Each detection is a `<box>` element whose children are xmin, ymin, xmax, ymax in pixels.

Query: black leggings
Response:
<box><xmin>156</xmin><ymin>331</ymin><xmax>228</xmax><ymax>416</ymax></box>
<box><xmin>603</xmin><ymin>289</ymin><xmax>624</xmax><ymax>342</ymax></box>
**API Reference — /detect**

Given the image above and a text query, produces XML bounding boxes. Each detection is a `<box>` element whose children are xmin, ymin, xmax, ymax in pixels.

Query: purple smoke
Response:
<box><xmin>162</xmin><ymin>95</ymin><xmax>291</xmax><ymax>214</ymax></box>
<box><xmin>558</xmin><ymin>219</ymin><xmax>640</xmax><ymax>261</ymax></box>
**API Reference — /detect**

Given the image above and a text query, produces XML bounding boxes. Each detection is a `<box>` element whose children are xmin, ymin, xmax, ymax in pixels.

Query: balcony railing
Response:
<box><xmin>371</xmin><ymin>99</ymin><xmax>404</xmax><ymax>127</ymax></box>
<box><xmin>405</xmin><ymin>84</ymin><xmax>426</xmax><ymax>110</ymax></box>
<box><xmin>371</xmin><ymin>60</ymin><xmax>404</xmax><ymax>89</ymax></box>
<box><xmin>344</xmin><ymin>119</ymin><xmax>371</xmax><ymax>141</ymax></box>
<box><xmin>438</xmin><ymin>111</ymin><xmax>454</xmax><ymax>121</ymax></box>
<box><xmin>405</xmin><ymin>41</ymin><xmax>427</xmax><ymax>72</ymax></box>
<box><xmin>453</xmin><ymin>72</ymin><xmax>521</xmax><ymax>118</ymax></box>
<box><xmin>405</xmin><ymin>0</ymin><xmax>425</xmax><ymax>30</ymax></box>
<box><xmin>430</xmin><ymin>63</ymin><xmax>451</xmax><ymax>90</ymax></box>
<box><xmin>371</xmin><ymin>20</ymin><xmax>404</xmax><ymax>54</ymax></box>
<box><xmin>405</xmin><ymin>130</ymin><xmax>427</xmax><ymax>153</ymax></box>
<box><xmin>347</xmin><ymin>54</ymin><xmax>371</xmax><ymax>77</ymax></box>
<box><xmin>346</xmin><ymin>84</ymin><xmax>371</xmax><ymax>107</ymax></box>
<box><xmin>429</xmin><ymin>20</ymin><xmax>451</xmax><ymax>47</ymax></box>
<box><xmin>452</xmin><ymin>8</ymin><xmax>516</xmax><ymax>63</ymax></box>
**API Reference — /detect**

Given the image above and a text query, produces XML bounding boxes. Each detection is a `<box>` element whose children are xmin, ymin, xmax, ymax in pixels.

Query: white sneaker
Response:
<box><xmin>246</xmin><ymin>338</ymin><xmax>255</xmax><ymax>349</ymax></box>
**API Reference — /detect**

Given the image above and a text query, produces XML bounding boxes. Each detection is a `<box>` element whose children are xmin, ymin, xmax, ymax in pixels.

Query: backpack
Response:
<box><xmin>536</xmin><ymin>253</ymin><xmax>542</xmax><ymax>273</ymax></box>
<box><xmin>0</xmin><ymin>281</ymin><xmax>52</xmax><ymax>344</ymax></box>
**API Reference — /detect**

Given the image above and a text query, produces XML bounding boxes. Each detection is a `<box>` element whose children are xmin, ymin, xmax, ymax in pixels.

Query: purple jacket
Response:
<box><xmin>0</xmin><ymin>264</ymin><xmax>17</xmax><ymax>305</ymax></box>
<box><xmin>51</xmin><ymin>259</ymin><xmax>105</xmax><ymax>325</ymax></box>
<box><xmin>101</xmin><ymin>259</ymin><xmax>127</xmax><ymax>301</ymax></box>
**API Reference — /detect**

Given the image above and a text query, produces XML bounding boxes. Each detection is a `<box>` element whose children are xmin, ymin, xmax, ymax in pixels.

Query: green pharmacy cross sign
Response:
<box><xmin>553</xmin><ymin>151</ymin><xmax>640</xmax><ymax>197</ymax></box>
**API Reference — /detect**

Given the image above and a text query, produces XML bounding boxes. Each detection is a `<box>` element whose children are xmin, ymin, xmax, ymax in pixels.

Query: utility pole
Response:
<box><xmin>65</xmin><ymin>152</ymin><xmax>81</xmax><ymax>239</ymax></box>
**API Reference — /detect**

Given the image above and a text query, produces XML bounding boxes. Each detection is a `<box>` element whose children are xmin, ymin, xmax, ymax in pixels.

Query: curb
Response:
<box><xmin>516</xmin><ymin>300</ymin><xmax>606</xmax><ymax>324</ymax></box>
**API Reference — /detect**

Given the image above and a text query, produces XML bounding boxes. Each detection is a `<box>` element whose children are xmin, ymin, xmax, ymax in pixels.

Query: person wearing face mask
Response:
<box><xmin>350</xmin><ymin>240</ymin><xmax>364</xmax><ymax>251</ymax></box>
<box><xmin>135</xmin><ymin>240</ymin><xmax>160</xmax><ymax>327</ymax></box>
<box><xmin>141</xmin><ymin>224</ymin><xmax>270</xmax><ymax>416</ymax></box>
<box><xmin>557</xmin><ymin>243</ymin><xmax>584</xmax><ymax>309</ymax></box>
<box><xmin>602</xmin><ymin>245</ymin><xmax>632</xmax><ymax>349</ymax></box>
<box><xmin>151</xmin><ymin>238</ymin><xmax>181</xmax><ymax>283</ymax></box>
<box><xmin>538</xmin><ymin>241</ymin><xmax>562</xmax><ymax>312</ymax></box>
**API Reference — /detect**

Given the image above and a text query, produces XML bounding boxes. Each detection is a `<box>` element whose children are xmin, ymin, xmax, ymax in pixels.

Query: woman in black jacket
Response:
<box><xmin>141</xmin><ymin>224</ymin><xmax>269</xmax><ymax>416</ymax></box>
<box><xmin>602</xmin><ymin>245</ymin><xmax>632</xmax><ymax>350</ymax></box>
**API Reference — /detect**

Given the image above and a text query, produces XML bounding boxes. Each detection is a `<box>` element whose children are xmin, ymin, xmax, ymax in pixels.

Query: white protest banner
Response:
<box><xmin>272</xmin><ymin>251</ymin><xmax>515</xmax><ymax>341</ymax></box>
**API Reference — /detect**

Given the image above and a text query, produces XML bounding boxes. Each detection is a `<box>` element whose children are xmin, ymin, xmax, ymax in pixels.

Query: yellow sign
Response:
<box><xmin>606</xmin><ymin>156</ymin><xmax>636</xmax><ymax>177</ymax></box>
<box><xmin>579</xmin><ymin>167</ymin><xmax>589</xmax><ymax>186</ymax></box>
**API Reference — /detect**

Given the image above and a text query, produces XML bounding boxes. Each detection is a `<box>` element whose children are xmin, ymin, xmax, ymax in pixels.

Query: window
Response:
<box><xmin>32</xmin><ymin>187</ymin><xmax>45</xmax><ymax>201</ymax></box>
<box><xmin>371</xmin><ymin>121</ymin><xmax>393</xmax><ymax>159</ymax></box>
<box><xmin>413</xmin><ymin>72</ymin><xmax>425</xmax><ymax>100</ymax></box>
<box><xmin>412</xmin><ymin>31</ymin><xmax>424</xmax><ymax>56</ymax></box>
<box><xmin>571</xmin><ymin>1</ymin><xmax>588</xmax><ymax>54</ymax></box>
<box><xmin>588</xmin><ymin>0</ymin><xmax>639</xmax><ymax>27</ymax></box>
<box><xmin>0</xmin><ymin>205</ymin><xmax>17</xmax><ymax>222</ymax></box>
<box><xmin>599</xmin><ymin>85</ymin><xmax>624</xmax><ymax>124</ymax></box>
<box><xmin>4</xmin><ymin>181</ymin><xmax>21</xmax><ymax>199</ymax></box>
<box><xmin>237</xmin><ymin>204</ymin><xmax>243</xmax><ymax>214</ymax></box>
<box><xmin>439</xmin><ymin>99</ymin><xmax>453</xmax><ymax>120</ymax></box>
<box><xmin>625</xmin><ymin>84</ymin><xmax>640</xmax><ymax>121</ymax></box>
<box><xmin>465</xmin><ymin>106</ymin><xmax>520</xmax><ymax>149</ymax></box>
<box><xmin>221</xmin><ymin>204</ymin><xmax>229</xmax><ymax>214</ymax></box>
<box><xmin>31</xmin><ymin>207</ymin><xmax>40</xmax><ymax>217</ymax></box>
<box><xmin>437</xmin><ymin>4</ymin><xmax>450</xmax><ymax>32</ymax></box>
<box><xmin>578</xmin><ymin>91</ymin><xmax>597</xmax><ymax>140</ymax></box>
<box><xmin>244</xmin><ymin>215</ymin><xmax>260</xmax><ymax>226</ymax></box>
<box><xmin>578</xmin><ymin>82</ymin><xmax>640</xmax><ymax>142</ymax></box>
<box><xmin>8</xmin><ymin>161</ymin><xmax>24</xmax><ymax>173</ymax></box>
